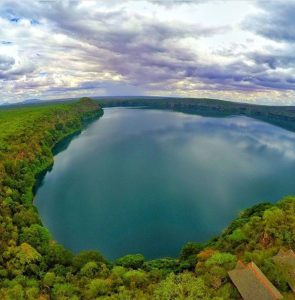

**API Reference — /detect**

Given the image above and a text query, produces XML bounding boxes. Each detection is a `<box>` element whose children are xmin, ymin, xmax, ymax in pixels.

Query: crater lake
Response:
<box><xmin>35</xmin><ymin>107</ymin><xmax>295</xmax><ymax>259</ymax></box>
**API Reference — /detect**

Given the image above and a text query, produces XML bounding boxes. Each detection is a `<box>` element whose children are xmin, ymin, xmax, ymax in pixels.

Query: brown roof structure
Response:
<box><xmin>273</xmin><ymin>248</ymin><xmax>295</xmax><ymax>293</ymax></box>
<box><xmin>228</xmin><ymin>260</ymin><xmax>283</xmax><ymax>300</ymax></box>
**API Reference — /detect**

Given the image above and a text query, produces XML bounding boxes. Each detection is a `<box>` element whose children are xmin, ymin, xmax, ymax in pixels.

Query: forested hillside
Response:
<box><xmin>97</xmin><ymin>97</ymin><xmax>295</xmax><ymax>132</ymax></box>
<box><xmin>0</xmin><ymin>98</ymin><xmax>295</xmax><ymax>299</ymax></box>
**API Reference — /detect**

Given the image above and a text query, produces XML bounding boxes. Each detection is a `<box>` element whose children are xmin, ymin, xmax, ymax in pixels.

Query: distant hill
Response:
<box><xmin>0</xmin><ymin>98</ymin><xmax>42</xmax><ymax>107</ymax></box>
<box><xmin>22</xmin><ymin>98</ymin><xmax>42</xmax><ymax>104</ymax></box>
<box><xmin>93</xmin><ymin>96</ymin><xmax>295</xmax><ymax>133</ymax></box>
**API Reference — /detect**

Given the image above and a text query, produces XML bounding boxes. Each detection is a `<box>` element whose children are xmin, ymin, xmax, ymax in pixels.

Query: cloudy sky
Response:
<box><xmin>0</xmin><ymin>0</ymin><xmax>295</xmax><ymax>104</ymax></box>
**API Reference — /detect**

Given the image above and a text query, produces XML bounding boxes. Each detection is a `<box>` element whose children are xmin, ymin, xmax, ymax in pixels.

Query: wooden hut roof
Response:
<box><xmin>228</xmin><ymin>261</ymin><xmax>283</xmax><ymax>300</ymax></box>
<box><xmin>273</xmin><ymin>249</ymin><xmax>295</xmax><ymax>293</ymax></box>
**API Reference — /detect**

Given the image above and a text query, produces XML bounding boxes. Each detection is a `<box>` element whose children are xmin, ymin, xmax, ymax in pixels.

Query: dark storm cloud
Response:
<box><xmin>248</xmin><ymin>52</ymin><xmax>295</xmax><ymax>70</ymax></box>
<box><xmin>244</xmin><ymin>0</ymin><xmax>295</xmax><ymax>43</ymax></box>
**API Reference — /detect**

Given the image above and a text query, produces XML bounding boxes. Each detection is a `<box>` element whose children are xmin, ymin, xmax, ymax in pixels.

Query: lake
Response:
<box><xmin>35</xmin><ymin>107</ymin><xmax>295</xmax><ymax>259</ymax></box>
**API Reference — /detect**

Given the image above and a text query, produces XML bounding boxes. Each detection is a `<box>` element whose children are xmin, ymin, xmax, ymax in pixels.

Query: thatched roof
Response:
<box><xmin>273</xmin><ymin>249</ymin><xmax>295</xmax><ymax>293</ymax></box>
<box><xmin>228</xmin><ymin>261</ymin><xmax>283</xmax><ymax>300</ymax></box>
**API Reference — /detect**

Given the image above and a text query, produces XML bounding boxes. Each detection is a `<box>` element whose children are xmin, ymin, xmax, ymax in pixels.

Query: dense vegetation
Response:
<box><xmin>1</xmin><ymin>97</ymin><xmax>295</xmax><ymax>299</ymax></box>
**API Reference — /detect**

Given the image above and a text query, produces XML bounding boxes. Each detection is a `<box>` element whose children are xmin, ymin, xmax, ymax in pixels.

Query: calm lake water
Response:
<box><xmin>35</xmin><ymin>108</ymin><xmax>295</xmax><ymax>259</ymax></box>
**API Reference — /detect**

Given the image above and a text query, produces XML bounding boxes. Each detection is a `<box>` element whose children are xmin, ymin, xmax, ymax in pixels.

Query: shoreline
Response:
<box><xmin>32</xmin><ymin>110</ymin><xmax>104</xmax><ymax>200</ymax></box>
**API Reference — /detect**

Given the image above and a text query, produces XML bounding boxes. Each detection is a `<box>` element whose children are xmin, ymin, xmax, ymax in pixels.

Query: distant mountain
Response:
<box><xmin>0</xmin><ymin>98</ymin><xmax>43</xmax><ymax>107</ymax></box>
<box><xmin>22</xmin><ymin>98</ymin><xmax>42</xmax><ymax>104</ymax></box>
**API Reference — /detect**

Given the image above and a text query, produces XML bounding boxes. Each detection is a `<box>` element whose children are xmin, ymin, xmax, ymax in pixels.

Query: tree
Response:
<box><xmin>7</xmin><ymin>243</ymin><xmax>41</xmax><ymax>276</ymax></box>
<box><xmin>228</xmin><ymin>229</ymin><xmax>246</xmax><ymax>243</ymax></box>
<box><xmin>115</xmin><ymin>254</ymin><xmax>145</xmax><ymax>269</ymax></box>
<box><xmin>123</xmin><ymin>270</ymin><xmax>148</xmax><ymax>289</ymax></box>
<box><xmin>153</xmin><ymin>272</ymin><xmax>209</xmax><ymax>300</ymax></box>
<box><xmin>19</xmin><ymin>224</ymin><xmax>51</xmax><ymax>254</ymax></box>
<box><xmin>43</xmin><ymin>272</ymin><xmax>56</xmax><ymax>288</ymax></box>
<box><xmin>13</xmin><ymin>208</ymin><xmax>40</xmax><ymax>228</ymax></box>
<box><xmin>204</xmin><ymin>252</ymin><xmax>236</xmax><ymax>269</ymax></box>
<box><xmin>179</xmin><ymin>242</ymin><xmax>203</xmax><ymax>271</ymax></box>
<box><xmin>80</xmin><ymin>261</ymin><xmax>100</xmax><ymax>278</ymax></box>
<box><xmin>85</xmin><ymin>278</ymin><xmax>111</xmax><ymax>299</ymax></box>
<box><xmin>52</xmin><ymin>283</ymin><xmax>78</xmax><ymax>299</ymax></box>
<box><xmin>45</xmin><ymin>242</ymin><xmax>73</xmax><ymax>267</ymax></box>
<box><xmin>72</xmin><ymin>250</ymin><xmax>106</xmax><ymax>269</ymax></box>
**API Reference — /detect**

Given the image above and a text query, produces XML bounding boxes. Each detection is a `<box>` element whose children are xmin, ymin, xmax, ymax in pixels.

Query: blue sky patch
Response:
<box><xmin>10</xmin><ymin>17</ymin><xmax>20</xmax><ymax>23</ymax></box>
<box><xmin>30</xmin><ymin>19</ymin><xmax>40</xmax><ymax>25</ymax></box>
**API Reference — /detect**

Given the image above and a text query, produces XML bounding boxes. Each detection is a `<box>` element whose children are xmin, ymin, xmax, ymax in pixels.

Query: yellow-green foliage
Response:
<box><xmin>0</xmin><ymin>98</ymin><xmax>102</xmax><ymax>204</ymax></box>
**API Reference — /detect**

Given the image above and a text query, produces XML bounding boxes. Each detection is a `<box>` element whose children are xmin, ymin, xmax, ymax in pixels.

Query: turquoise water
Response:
<box><xmin>35</xmin><ymin>108</ymin><xmax>295</xmax><ymax>259</ymax></box>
